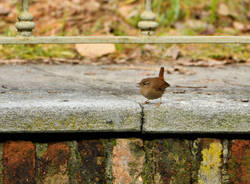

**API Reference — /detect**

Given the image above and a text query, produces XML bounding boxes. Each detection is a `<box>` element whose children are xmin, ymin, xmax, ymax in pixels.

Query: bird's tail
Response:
<box><xmin>159</xmin><ymin>67</ymin><xmax>164</xmax><ymax>80</ymax></box>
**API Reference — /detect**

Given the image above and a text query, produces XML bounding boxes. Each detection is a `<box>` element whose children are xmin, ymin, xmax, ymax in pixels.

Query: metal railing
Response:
<box><xmin>0</xmin><ymin>0</ymin><xmax>249</xmax><ymax>44</ymax></box>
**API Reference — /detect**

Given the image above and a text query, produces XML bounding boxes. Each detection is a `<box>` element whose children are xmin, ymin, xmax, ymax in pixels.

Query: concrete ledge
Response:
<box><xmin>0</xmin><ymin>98</ymin><xmax>141</xmax><ymax>133</ymax></box>
<box><xmin>0</xmin><ymin>65</ymin><xmax>249</xmax><ymax>133</ymax></box>
<box><xmin>143</xmin><ymin>94</ymin><xmax>250</xmax><ymax>133</ymax></box>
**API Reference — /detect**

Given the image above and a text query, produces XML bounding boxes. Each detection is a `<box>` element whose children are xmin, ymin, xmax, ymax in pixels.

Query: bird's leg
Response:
<box><xmin>143</xmin><ymin>100</ymin><xmax>150</xmax><ymax>105</ymax></box>
<box><xmin>156</xmin><ymin>97</ymin><xmax>162</xmax><ymax>107</ymax></box>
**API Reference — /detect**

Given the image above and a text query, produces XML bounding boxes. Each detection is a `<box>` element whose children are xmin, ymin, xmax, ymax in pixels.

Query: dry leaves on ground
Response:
<box><xmin>176</xmin><ymin>57</ymin><xmax>247</xmax><ymax>67</ymax></box>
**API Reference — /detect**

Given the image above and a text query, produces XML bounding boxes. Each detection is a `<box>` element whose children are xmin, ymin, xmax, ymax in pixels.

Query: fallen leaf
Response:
<box><xmin>0</xmin><ymin>4</ymin><xmax>10</xmax><ymax>16</ymax></box>
<box><xmin>233</xmin><ymin>22</ymin><xmax>245</xmax><ymax>31</ymax></box>
<box><xmin>218</xmin><ymin>4</ymin><xmax>230</xmax><ymax>16</ymax></box>
<box><xmin>75</xmin><ymin>44</ymin><xmax>116</xmax><ymax>58</ymax></box>
<box><xmin>166</xmin><ymin>46</ymin><xmax>181</xmax><ymax>60</ymax></box>
<box><xmin>85</xmin><ymin>0</ymin><xmax>100</xmax><ymax>12</ymax></box>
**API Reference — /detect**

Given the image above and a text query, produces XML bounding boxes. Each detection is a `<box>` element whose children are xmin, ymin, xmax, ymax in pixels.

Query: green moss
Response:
<box><xmin>102</xmin><ymin>139</ymin><xmax>115</xmax><ymax>184</ymax></box>
<box><xmin>36</xmin><ymin>143</ymin><xmax>48</xmax><ymax>158</ymax></box>
<box><xmin>142</xmin><ymin>140</ymin><xmax>157</xmax><ymax>184</ymax></box>
<box><xmin>128</xmin><ymin>140</ymin><xmax>144</xmax><ymax>158</ymax></box>
<box><xmin>67</xmin><ymin>141</ymin><xmax>81</xmax><ymax>184</ymax></box>
<box><xmin>35</xmin><ymin>143</ymin><xmax>48</xmax><ymax>184</ymax></box>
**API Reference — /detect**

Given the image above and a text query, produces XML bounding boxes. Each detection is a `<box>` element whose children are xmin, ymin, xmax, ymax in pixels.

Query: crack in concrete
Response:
<box><xmin>139</xmin><ymin>103</ymin><xmax>145</xmax><ymax>133</ymax></box>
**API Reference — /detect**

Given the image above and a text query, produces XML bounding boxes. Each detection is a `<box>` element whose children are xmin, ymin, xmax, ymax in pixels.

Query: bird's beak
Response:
<box><xmin>136</xmin><ymin>82</ymin><xmax>140</xmax><ymax>87</ymax></box>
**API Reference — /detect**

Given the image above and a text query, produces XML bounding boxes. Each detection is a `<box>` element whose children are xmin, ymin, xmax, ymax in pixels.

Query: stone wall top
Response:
<box><xmin>0</xmin><ymin>65</ymin><xmax>249</xmax><ymax>133</ymax></box>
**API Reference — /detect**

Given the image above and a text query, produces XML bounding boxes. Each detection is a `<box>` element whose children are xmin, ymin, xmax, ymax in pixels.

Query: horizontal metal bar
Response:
<box><xmin>0</xmin><ymin>36</ymin><xmax>249</xmax><ymax>44</ymax></box>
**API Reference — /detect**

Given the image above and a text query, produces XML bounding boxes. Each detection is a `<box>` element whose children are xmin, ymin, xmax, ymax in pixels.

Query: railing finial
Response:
<box><xmin>138</xmin><ymin>0</ymin><xmax>158</xmax><ymax>36</ymax></box>
<box><xmin>15</xmin><ymin>0</ymin><xmax>35</xmax><ymax>36</ymax></box>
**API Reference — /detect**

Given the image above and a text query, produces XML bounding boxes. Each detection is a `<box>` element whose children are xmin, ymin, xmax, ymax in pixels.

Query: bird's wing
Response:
<box><xmin>153</xmin><ymin>79</ymin><xmax>170</xmax><ymax>91</ymax></box>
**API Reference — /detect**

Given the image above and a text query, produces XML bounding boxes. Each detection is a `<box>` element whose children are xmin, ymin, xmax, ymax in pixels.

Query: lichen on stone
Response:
<box><xmin>198</xmin><ymin>142</ymin><xmax>222</xmax><ymax>184</ymax></box>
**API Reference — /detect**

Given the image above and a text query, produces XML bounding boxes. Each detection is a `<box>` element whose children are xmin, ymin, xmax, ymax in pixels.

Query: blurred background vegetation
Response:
<box><xmin>0</xmin><ymin>0</ymin><xmax>249</xmax><ymax>66</ymax></box>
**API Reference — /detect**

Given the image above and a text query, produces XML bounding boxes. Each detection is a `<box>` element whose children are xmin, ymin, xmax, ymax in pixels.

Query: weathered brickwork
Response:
<box><xmin>78</xmin><ymin>139</ymin><xmax>106</xmax><ymax>184</ymax></box>
<box><xmin>143</xmin><ymin>139</ymin><xmax>193</xmax><ymax>184</ymax></box>
<box><xmin>3</xmin><ymin>141</ymin><xmax>36</xmax><ymax>184</ymax></box>
<box><xmin>0</xmin><ymin>138</ymin><xmax>249</xmax><ymax>184</ymax></box>
<box><xmin>228</xmin><ymin>140</ymin><xmax>250</xmax><ymax>184</ymax></box>
<box><xmin>38</xmin><ymin>142</ymin><xmax>70</xmax><ymax>184</ymax></box>
<box><xmin>112</xmin><ymin>139</ymin><xmax>145</xmax><ymax>184</ymax></box>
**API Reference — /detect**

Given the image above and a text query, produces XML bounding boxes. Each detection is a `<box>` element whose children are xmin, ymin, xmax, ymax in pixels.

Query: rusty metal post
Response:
<box><xmin>138</xmin><ymin>0</ymin><xmax>158</xmax><ymax>36</ymax></box>
<box><xmin>15</xmin><ymin>0</ymin><xmax>35</xmax><ymax>36</ymax></box>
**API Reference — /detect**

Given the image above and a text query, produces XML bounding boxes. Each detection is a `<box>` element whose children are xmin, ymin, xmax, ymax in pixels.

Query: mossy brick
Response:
<box><xmin>38</xmin><ymin>142</ymin><xmax>70</xmax><ymax>184</ymax></box>
<box><xmin>228</xmin><ymin>140</ymin><xmax>250</xmax><ymax>184</ymax></box>
<box><xmin>3</xmin><ymin>141</ymin><xmax>36</xmax><ymax>184</ymax></box>
<box><xmin>198</xmin><ymin>139</ymin><xmax>222</xmax><ymax>184</ymax></box>
<box><xmin>78</xmin><ymin>139</ymin><xmax>105</xmax><ymax>184</ymax></box>
<box><xmin>103</xmin><ymin>139</ymin><xmax>116</xmax><ymax>184</ymax></box>
<box><xmin>142</xmin><ymin>140</ymin><xmax>156</xmax><ymax>184</ymax></box>
<box><xmin>142</xmin><ymin>139</ymin><xmax>192</xmax><ymax>184</ymax></box>
<box><xmin>158</xmin><ymin>139</ymin><xmax>192</xmax><ymax>184</ymax></box>
<box><xmin>35</xmin><ymin>143</ymin><xmax>48</xmax><ymax>184</ymax></box>
<box><xmin>112</xmin><ymin>139</ymin><xmax>145</xmax><ymax>184</ymax></box>
<box><xmin>67</xmin><ymin>141</ymin><xmax>81</xmax><ymax>184</ymax></box>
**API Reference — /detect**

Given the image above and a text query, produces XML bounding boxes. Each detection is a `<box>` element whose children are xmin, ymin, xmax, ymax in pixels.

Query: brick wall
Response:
<box><xmin>0</xmin><ymin>137</ymin><xmax>249</xmax><ymax>184</ymax></box>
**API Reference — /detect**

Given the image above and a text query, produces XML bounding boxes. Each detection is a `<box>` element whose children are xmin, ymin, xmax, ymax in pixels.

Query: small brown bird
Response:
<box><xmin>138</xmin><ymin>67</ymin><xmax>170</xmax><ymax>106</ymax></box>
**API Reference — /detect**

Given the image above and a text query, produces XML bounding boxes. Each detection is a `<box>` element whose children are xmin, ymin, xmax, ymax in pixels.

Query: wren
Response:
<box><xmin>138</xmin><ymin>67</ymin><xmax>170</xmax><ymax>106</ymax></box>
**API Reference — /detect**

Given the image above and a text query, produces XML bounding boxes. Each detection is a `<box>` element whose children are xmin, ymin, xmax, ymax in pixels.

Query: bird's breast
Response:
<box><xmin>140</xmin><ymin>87</ymin><xmax>164</xmax><ymax>100</ymax></box>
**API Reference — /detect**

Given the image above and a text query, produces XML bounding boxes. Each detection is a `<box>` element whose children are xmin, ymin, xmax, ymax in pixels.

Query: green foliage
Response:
<box><xmin>166</xmin><ymin>0</ymin><xmax>180</xmax><ymax>25</ymax></box>
<box><xmin>60</xmin><ymin>8</ymin><xmax>69</xmax><ymax>36</ymax></box>
<box><xmin>0</xmin><ymin>45</ymin><xmax>76</xmax><ymax>59</ymax></box>
<box><xmin>127</xmin><ymin>13</ymin><xmax>141</xmax><ymax>27</ymax></box>
<box><xmin>181</xmin><ymin>44</ymin><xmax>250</xmax><ymax>61</ymax></box>
<box><xmin>210</xmin><ymin>0</ymin><xmax>218</xmax><ymax>24</ymax></box>
<box><xmin>153</xmin><ymin>0</ymin><xmax>180</xmax><ymax>26</ymax></box>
